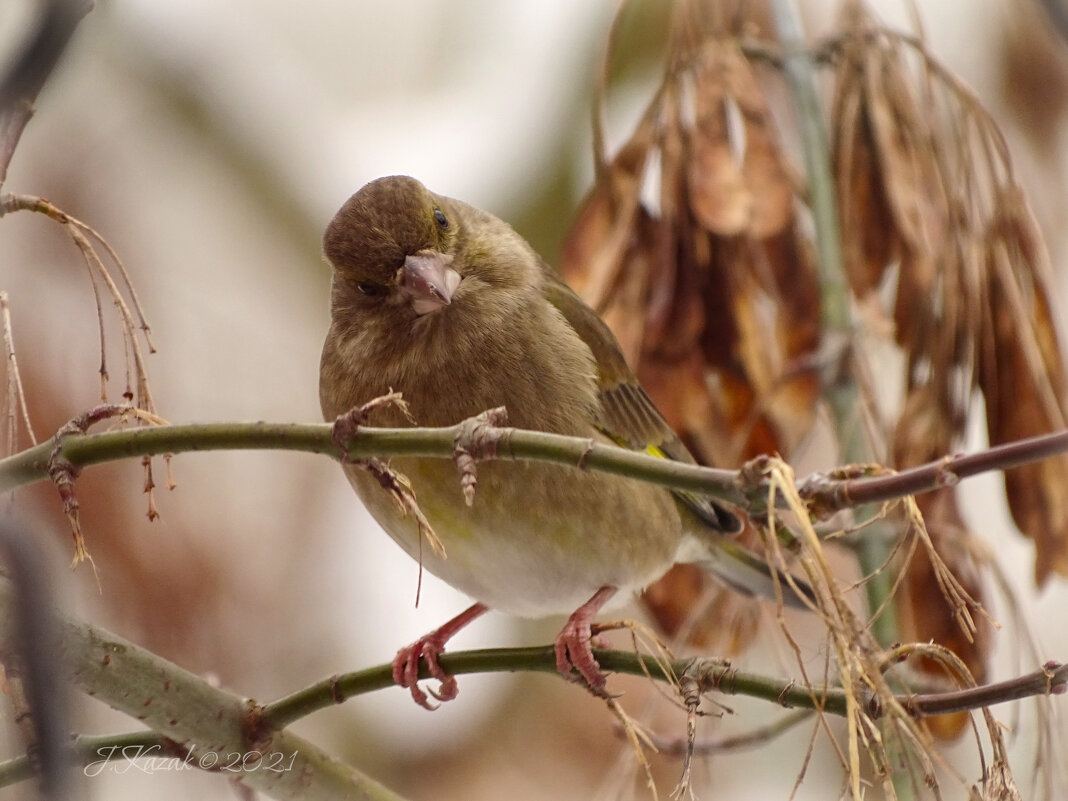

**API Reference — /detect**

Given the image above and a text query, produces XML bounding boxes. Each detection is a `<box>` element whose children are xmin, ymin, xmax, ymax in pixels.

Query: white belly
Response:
<box><xmin>346</xmin><ymin>456</ymin><xmax>682</xmax><ymax>618</ymax></box>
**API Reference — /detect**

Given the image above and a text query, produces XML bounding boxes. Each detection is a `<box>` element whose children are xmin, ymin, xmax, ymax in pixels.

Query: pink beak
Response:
<box><xmin>398</xmin><ymin>250</ymin><xmax>462</xmax><ymax>315</ymax></box>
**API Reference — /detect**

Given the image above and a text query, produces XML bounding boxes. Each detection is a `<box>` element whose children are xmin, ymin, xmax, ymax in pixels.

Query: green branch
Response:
<box><xmin>261</xmin><ymin>647</ymin><xmax>854</xmax><ymax>728</ymax></box>
<box><xmin>261</xmin><ymin>648</ymin><xmax>1068</xmax><ymax>730</ymax></box>
<box><xmin>3</xmin><ymin>617</ymin><xmax>1062</xmax><ymax>793</ymax></box>
<box><xmin>0</xmin><ymin>583</ymin><xmax>409</xmax><ymax>801</ymax></box>
<box><xmin>6</xmin><ymin>417</ymin><xmax>1068</xmax><ymax>525</ymax></box>
<box><xmin>0</xmin><ymin>419</ymin><xmax>748</xmax><ymax>506</ymax></box>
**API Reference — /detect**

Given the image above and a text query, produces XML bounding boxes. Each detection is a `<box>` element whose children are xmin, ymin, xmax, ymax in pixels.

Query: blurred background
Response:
<box><xmin>3</xmin><ymin>0</ymin><xmax>1068</xmax><ymax>799</ymax></box>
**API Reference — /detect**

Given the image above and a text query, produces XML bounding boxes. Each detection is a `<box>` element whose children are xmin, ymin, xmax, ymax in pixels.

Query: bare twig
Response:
<box><xmin>331</xmin><ymin>393</ymin><xmax>443</xmax><ymax>607</ymax></box>
<box><xmin>643</xmin><ymin>709</ymin><xmax>813</xmax><ymax>756</ymax></box>
<box><xmin>65</xmin><ymin>224</ymin><xmax>155</xmax><ymax>410</ymax></box>
<box><xmin>799</xmin><ymin>429</ymin><xmax>1068</xmax><ymax>516</ymax></box>
<box><xmin>0</xmin><ymin>584</ymin><xmax>411</xmax><ymax>801</ymax></box>
<box><xmin>0</xmin><ymin>195</ymin><xmax>158</xmax><ymax>410</ymax></box>
<box><xmin>1</xmin><ymin>292</ymin><xmax>36</xmax><ymax>454</ymax></box>
<box><xmin>888</xmin><ymin>659</ymin><xmax>1068</xmax><ymax>719</ymax></box>
<box><xmin>46</xmin><ymin>404</ymin><xmax>164</xmax><ymax>564</ymax></box>
<box><xmin>254</xmin><ymin>647</ymin><xmax>1068</xmax><ymax>733</ymax></box>
<box><xmin>3</xmin><ymin>195</ymin><xmax>163</xmax><ymax>518</ymax></box>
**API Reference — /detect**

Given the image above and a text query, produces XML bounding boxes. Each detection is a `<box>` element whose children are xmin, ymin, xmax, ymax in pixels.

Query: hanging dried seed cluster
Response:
<box><xmin>564</xmin><ymin>23</ymin><xmax>819</xmax><ymax>469</ymax></box>
<box><xmin>831</xmin><ymin>4</ymin><xmax>1068</xmax><ymax>725</ymax></box>
<box><xmin>833</xmin><ymin>9</ymin><xmax>1068</xmax><ymax>566</ymax></box>
<box><xmin>563</xmin><ymin>0</ymin><xmax>1068</xmax><ymax>705</ymax></box>
<box><xmin>561</xmin><ymin>2</ymin><xmax>821</xmax><ymax>648</ymax></box>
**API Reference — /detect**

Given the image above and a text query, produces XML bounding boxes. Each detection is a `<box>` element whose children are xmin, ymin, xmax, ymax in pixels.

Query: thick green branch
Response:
<box><xmin>0</xmin><ymin>584</ymin><xmax>408</xmax><ymax>801</ymax></box>
<box><xmin>5</xmin><ymin>418</ymin><xmax>1068</xmax><ymax>522</ymax></box>
<box><xmin>0</xmin><ymin>419</ymin><xmax>747</xmax><ymax>507</ymax></box>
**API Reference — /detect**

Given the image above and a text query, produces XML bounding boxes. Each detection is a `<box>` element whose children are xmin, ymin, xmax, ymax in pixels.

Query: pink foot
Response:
<box><xmin>553</xmin><ymin>586</ymin><xmax>617</xmax><ymax>696</ymax></box>
<box><xmin>392</xmin><ymin>603</ymin><xmax>488</xmax><ymax>710</ymax></box>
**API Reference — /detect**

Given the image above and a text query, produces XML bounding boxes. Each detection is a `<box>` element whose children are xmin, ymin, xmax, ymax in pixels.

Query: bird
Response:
<box><xmin>319</xmin><ymin>175</ymin><xmax>807</xmax><ymax>709</ymax></box>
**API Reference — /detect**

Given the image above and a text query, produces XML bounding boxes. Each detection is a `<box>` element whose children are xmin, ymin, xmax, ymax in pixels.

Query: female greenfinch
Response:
<box><xmin>320</xmin><ymin>176</ymin><xmax>804</xmax><ymax>709</ymax></box>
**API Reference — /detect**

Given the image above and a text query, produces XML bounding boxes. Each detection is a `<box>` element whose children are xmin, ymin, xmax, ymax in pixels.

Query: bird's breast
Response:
<box><xmin>322</xmin><ymin>285</ymin><xmax>680</xmax><ymax>616</ymax></box>
<box><xmin>344</xmin><ymin>454</ymin><xmax>682</xmax><ymax>617</ymax></box>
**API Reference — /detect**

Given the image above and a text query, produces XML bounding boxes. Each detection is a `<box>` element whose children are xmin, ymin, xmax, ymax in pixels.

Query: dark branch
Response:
<box><xmin>0</xmin><ymin>517</ymin><xmax>74</xmax><ymax>799</ymax></box>
<box><xmin>798</xmin><ymin>429</ymin><xmax>1068</xmax><ymax>516</ymax></box>
<box><xmin>0</xmin><ymin>0</ymin><xmax>93</xmax><ymax>187</ymax></box>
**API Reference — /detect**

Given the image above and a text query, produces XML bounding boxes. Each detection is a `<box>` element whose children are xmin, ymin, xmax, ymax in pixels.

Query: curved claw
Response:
<box><xmin>393</xmin><ymin>638</ymin><xmax>457</xmax><ymax>710</ymax></box>
<box><xmin>390</xmin><ymin>603</ymin><xmax>489</xmax><ymax>711</ymax></box>
<box><xmin>554</xmin><ymin>622</ymin><xmax>608</xmax><ymax>695</ymax></box>
<box><xmin>553</xmin><ymin>586</ymin><xmax>617</xmax><ymax>697</ymax></box>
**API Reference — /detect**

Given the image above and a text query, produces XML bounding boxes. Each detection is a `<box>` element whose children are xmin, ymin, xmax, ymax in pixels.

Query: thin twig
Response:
<box><xmin>800</xmin><ymin>429</ymin><xmax>1068</xmax><ymax>515</ymax></box>
<box><xmin>0</xmin><ymin>292</ymin><xmax>37</xmax><ymax>452</ymax></box>
<box><xmin>642</xmin><ymin>709</ymin><xmax>813</xmax><ymax>755</ymax></box>
<box><xmin>0</xmin><ymin>195</ymin><xmax>157</xmax><ymax>410</ymax></box>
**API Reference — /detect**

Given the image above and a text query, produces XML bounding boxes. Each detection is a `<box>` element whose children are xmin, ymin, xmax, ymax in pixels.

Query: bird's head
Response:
<box><xmin>324</xmin><ymin>175</ymin><xmax>464</xmax><ymax>318</ymax></box>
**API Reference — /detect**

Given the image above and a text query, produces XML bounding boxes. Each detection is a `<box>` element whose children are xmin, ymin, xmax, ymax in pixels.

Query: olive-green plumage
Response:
<box><xmin>320</xmin><ymin>175</ymin><xmax>793</xmax><ymax>621</ymax></box>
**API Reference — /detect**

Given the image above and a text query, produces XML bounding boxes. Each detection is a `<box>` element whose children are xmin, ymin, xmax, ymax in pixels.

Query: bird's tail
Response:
<box><xmin>687</xmin><ymin>539</ymin><xmax>816</xmax><ymax>611</ymax></box>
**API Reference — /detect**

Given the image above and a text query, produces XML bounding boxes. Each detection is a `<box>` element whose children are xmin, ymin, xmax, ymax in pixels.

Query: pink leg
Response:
<box><xmin>554</xmin><ymin>586</ymin><xmax>618</xmax><ymax>695</ymax></box>
<box><xmin>393</xmin><ymin>602</ymin><xmax>489</xmax><ymax>710</ymax></box>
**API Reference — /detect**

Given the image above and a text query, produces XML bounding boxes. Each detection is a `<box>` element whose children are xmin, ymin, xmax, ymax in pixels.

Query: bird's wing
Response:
<box><xmin>540</xmin><ymin>269</ymin><xmax>741</xmax><ymax>533</ymax></box>
<box><xmin>541</xmin><ymin>268</ymin><xmax>818</xmax><ymax>610</ymax></box>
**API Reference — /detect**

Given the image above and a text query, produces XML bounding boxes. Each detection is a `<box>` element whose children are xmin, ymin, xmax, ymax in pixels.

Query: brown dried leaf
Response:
<box><xmin>892</xmin><ymin>249</ymin><xmax>936</xmax><ymax>359</ymax></box>
<box><xmin>559</xmin><ymin>180</ymin><xmax>619</xmax><ymax>300</ymax></box>
<box><xmin>1003</xmin><ymin>454</ymin><xmax>1068</xmax><ymax>585</ymax></box>
<box><xmin>734</xmin><ymin>96</ymin><xmax>794</xmax><ymax>239</ymax></box>
<box><xmin>766</xmin><ymin>369</ymin><xmax>821</xmax><ymax>454</ymax></box>
<box><xmin>644</xmin><ymin>220</ymin><xmax>708</xmax><ymax>362</ymax></box>
<box><xmin>687</xmin><ymin>41</ymin><xmax>792</xmax><ymax>237</ymax></box>
<box><xmin>644</xmin><ymin>86</ymin><xmax>686</xmax><ymax>348</ymax></box>
<box><xmin>641</xmin><ymin>563</ymin><xmax>759</xmax><ymax>651</ymax></box>
<box><xmin>832</xmin><ymin>57</ymin><xmax>901</xmax><ymax>296</ymax></box>
<box><xmin>638</xmin><ymin>352</ymin><xmax>734</xmax><ymax>463</ymax></box>
<box><xmin>560</xmin><ymin>113</ymin><xmax>657</xmax><ymax>308</ymax></box>
<box><xmin>762</xmin><ymin>226</ymin><xmax>821</xmax><ymax>361</ymax></box>
<box><xmin>642</xmin><ymin>353</ymin><xmax>783</xmax><ymax>470</ymax></box>
<box><xmin>703</xmin><ymin>231</ymin><xmax>820</xmax><ymax>451</ymax></box>
<box><xmin>727</xmin><ymin>248</ymin><xmax>778</xmax><ymax>396</ymax></box>
<box><xmin>687</xmin><ymin>41</ymin><xmax>747</xmax><ymax>235</ymax></box>
<box><xmin>979</xmin><ymin>191</ymin><xmax>1068</xmax><ymax>583</ymax></box>
<box><xmin>981</xmin><ymin>350</ymin><xmax>1068</xmax><ymax>582</ymax></box>
<box><xmin>643</xmin><ymin>87</ymin><xmax>706</xmax><ymax>360</ymax></box>
<box><xmin>688</xmin><ymin>119</ymin><xmax>749</xmax><ymax>236</ymax></box>
<box><xmin>892</xmin><ymin>385</ymin><xmax>954</xmax><ymax>467</ymax></box>
<box><xmin>860</xmin><ymin>35</ymin><xmax>948</xmax><ymax>258</ymax></box>
<box><xmin>599</xmin><ymin>210</ymin><xmax>656</xmax><ymax>366</ymax></box>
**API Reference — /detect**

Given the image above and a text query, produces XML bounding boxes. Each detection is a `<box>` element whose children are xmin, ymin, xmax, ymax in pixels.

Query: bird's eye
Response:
<box><xmin>356</xmin><ymin>282</ymin><xmax>385</xmax><ymax>297</ymax></box>
<box><xmin>433</xmin><ymin>209</ymin><xmax>449</xmax><ymax>230</ymax></box>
